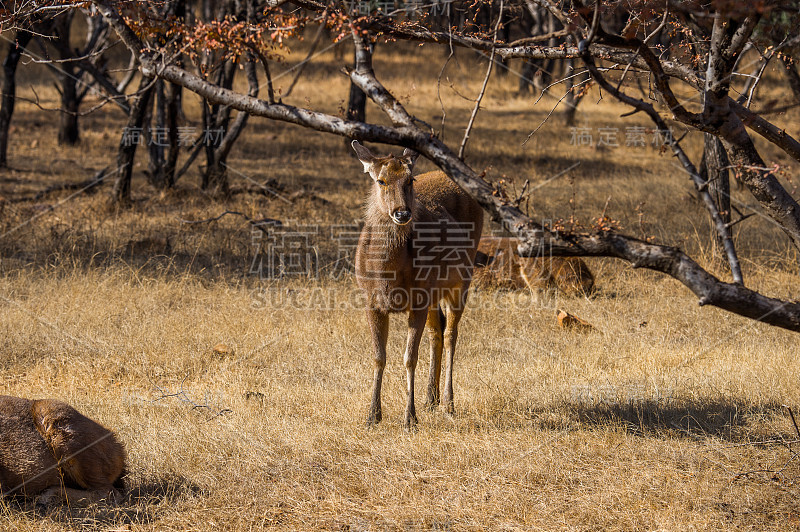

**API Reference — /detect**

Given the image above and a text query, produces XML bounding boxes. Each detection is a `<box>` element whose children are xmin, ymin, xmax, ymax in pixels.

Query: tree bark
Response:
<box><xmin>0</xmin><ymin>30</ymin><xmax>32</xmax><ymax>168</ymax></box>
<box><xmin>112</xmin><ymin>76</ymin><xmax>155</xmax><ymax>203</ymax></box>
<box><xmin>699</xmin><ymin>133</ymin><xmax>732</xmax><ymax>258</ymax></box>
<box><xmin>144</xmin><ymin>0</ymin><xmax>185</xmax><ymax>191</ymax></box>
<box><xmin>201</xmin><ymin>59</ymin><xmax>236</xmax><ymax>194</ymax></box>
<box><xmin>57</xmin><ymin>71</ymin><xmax>80</xmax><ymax>145</ymax></box>
<box><xmin>51</xmin><ymin>12</ymin><xmax>81</xmax><ymax>145</ymax></box>
<box><xmin>165</xmin><ymin>81</ymin><xmax>181</xmax><ymax>182</ymax></box>
<box><xmin>345</xmin><ymin>45</ymin><xmax>369</xmax><ymax>133</ymax></box>
<box><xmin>145</xmin><ymin>79</ymin><xmax>180</xmax><ymax>190</ymax></box>
<box><xmin>562</xmin><ymin>58</ymin><xmax>588</xmax><ymax>126</ymax></box>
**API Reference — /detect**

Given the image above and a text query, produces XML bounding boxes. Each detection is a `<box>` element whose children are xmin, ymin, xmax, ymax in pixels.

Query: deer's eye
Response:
<box><xmin>377</xmin><ymin>179</ymin><xmax>388</xmax><ymax>186</ymax></box>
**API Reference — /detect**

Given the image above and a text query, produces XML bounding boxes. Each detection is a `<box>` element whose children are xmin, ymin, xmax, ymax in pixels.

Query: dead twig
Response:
<box><xmin>152</xmin><ymin>377</ymin><xmax>232</xmax><ymax>422</ymax></box>
<box><xmin>435</xmin><ymin>32</ymin><xmax>454</xmax><ymax>141</ymax></box>
<box><xmin>179</xmin><ymin>210</ymin><xmax>282</xmax><ymax>235</ymax></box>
<box><xmin>784</xmin><ymin>405</ymin><xmax>800</xmax><ymax>441</ymax></box>
<box><xmin>513</xmin><ymin>179</ymin><xmax>529</xmax><ymax>207</ymax></box>
<box><xmin>283</xmin><ymin>11</ymin><xmax>328</xmax><ymax>99</ymax></box>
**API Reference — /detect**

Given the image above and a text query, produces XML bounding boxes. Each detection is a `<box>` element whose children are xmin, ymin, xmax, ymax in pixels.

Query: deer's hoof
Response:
<box><xmin>404</xmin><ymin>406</ymin><xmax>418</xmax><ymax>430</ymax></box>
<box><xmin>366</xmin><ymin>409</ymin><xmax>382</xmax><ymax>427</ymax></box>
<box><xmin>424</xmin><ymin>394</ymin><xmax>439</xmax><ymax>411</ymax></box>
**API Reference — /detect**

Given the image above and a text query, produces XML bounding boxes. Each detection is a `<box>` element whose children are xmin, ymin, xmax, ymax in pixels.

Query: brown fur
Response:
<box><xmin>0</xmin><ymin>395</ymin><xmax>126</xmax><ymax>506</ymax></box>
<box><xmin>352</xmin><ymin>141</ymin><xmax>484</xmax><ymax>428</ymax></box>
<box><xmin>473</xmin><ymin>237</ymin><xmax>595</xmax><ymax>296</ymax></box>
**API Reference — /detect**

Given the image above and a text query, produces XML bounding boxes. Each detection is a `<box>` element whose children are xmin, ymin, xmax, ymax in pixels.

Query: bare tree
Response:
<box><xmin>41</xmin><ymin>9</ymin><xmax>109</xmax><ymax>145</ymax></box>
<box><xmin>191</xmin><ymin>0</ymin><xmax>262</xmax><ymax>195</ymax></box>
<box><xmin>144</xmin><ymin>0</ymin><xmax>186</xmax><ymax>191</ymax></box>
<box><xmin>112</xmin><ymin>75</ymin><xmax>155</xmax><ymax>204</ymax></box>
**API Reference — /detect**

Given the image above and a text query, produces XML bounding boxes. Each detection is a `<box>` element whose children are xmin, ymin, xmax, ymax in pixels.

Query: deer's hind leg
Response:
<box><xmin>403</xmin><ymin>308</ymin><xmax>428</xmax><ymax>429</ymax></box>
<box><xmin>425</xmin><ymin>306</ymin><xmax>444</xmax><ymax>410</ymax></box>
<box><xmin>441</xmin><ymin>289</ymin><xmax>467</xmax><ymax>415</ymax></box>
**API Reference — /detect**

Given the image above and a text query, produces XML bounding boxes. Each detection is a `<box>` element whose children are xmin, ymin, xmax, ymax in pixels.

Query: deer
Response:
<box><xmin>0</xmin><ymin>395</ymin><xmax>127</xmax><ymax>507</ymax></box>
<box><xmin>352</xmin><ymin>141</ymin><xmax>484</xmax><ymax>429</ymax></box>
<box><xmin>473</xmin><ymin>236</ymin><xmax>595</xmax><ymax>296</ymax></box>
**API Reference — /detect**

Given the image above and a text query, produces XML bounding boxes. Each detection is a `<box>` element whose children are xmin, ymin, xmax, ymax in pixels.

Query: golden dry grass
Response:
<box><xmin>1</xmin><ymin>35</ymin><xmax>800</xmax><ymax>530</ymax></box>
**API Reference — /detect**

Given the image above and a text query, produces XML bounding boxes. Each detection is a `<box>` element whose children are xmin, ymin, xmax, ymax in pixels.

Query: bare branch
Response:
<box><xmin>524</xmin><ymin>0</ymin><xmax>571</xmax><ymax>30</ymax></box>
<box><xmin>348</xmin><ymin>29</ymin><xmax>414</xmax><ymax>126</ymax></box>
<box><xmin>283</xmin><ymin>10</ymin><xmax>328</xmax><ymax>99</ymax></box>
<box><xmin>508</xmin><ymin>29</ymin><xmax>569</xmax><ymax>47</ymax></box>
<box><xmin>459</xmin><ymin>0</ymin><xmax>503</xmax><ymax>160</ymax></box>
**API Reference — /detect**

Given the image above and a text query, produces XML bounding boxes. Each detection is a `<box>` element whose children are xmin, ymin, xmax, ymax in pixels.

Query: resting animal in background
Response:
<box><xmin>0</xmin><ymin>395</ymin><xmax>126</xmax><ymax>506</ymax></box>
<box><xmin>472</xmin><ymin>236</ymin><xmax>595</xmax><ymax>296</ymax></box>
<box><xmin>352</xmin><ymin>141</ymin><xmax>484</xmax><ymax>429</ymax></box>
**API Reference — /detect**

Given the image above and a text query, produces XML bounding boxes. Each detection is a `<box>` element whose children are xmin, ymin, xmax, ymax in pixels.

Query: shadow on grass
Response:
<box><xmin>527</xmin><ymin>398</ymin><xmax>787</xmax><ymax>442</ymax></box>
<box><xmin>3</xmin><ymin>474</ymin><xmax>202</xmax><ymax>529</ymax></box>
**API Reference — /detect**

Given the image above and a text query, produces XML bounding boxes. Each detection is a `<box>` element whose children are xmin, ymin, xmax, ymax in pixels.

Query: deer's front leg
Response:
<box><xmin>404</xmin><ymin>308</ymin><xmax>428</xmax><ymax>429</ymax></box>
<box><xmin>366</xmin><ymin>309</ymin><xmax>389</xmax><ymax>426</ymax></box>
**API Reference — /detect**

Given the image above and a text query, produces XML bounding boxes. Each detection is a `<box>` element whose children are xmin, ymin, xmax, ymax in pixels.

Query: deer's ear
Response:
<box><xmin>402</xmin><ymin>148</ymin><xmax>420</xmax><ymax>167</ymax></box>
<box><xmin>352</xmin><ymin>141</ymin><xmax>376</xmax><ymax>173</ymax></box>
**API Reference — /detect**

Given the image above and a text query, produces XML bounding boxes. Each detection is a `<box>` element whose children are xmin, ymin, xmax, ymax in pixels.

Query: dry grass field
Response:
<box><xmin>1</xmin><ymin>34</ymin><xmax>800</xmax><ymax>530</ymax></box>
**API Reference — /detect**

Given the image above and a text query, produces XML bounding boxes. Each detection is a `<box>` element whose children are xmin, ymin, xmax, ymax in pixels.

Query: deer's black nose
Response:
<box><xmin>392</xmin><ymin>210</ymin><xmax>412</xmax><ymax>225</ymax></box>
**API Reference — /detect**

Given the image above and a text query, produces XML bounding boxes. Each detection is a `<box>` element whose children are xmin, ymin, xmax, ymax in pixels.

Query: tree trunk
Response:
<box><xmin>201</xmin><ymin>58</ymin><xmax>258</xmax><ymax>196</ymax></box>
<box><xmin>112</xmin><ymin>76</ymin><xmax>155</xmax><ymax>203</ymax></box>
<box><xmin>0</xmin><ymin>30</ymin><xmax>32</xmax><ymax>168</ymax></box>
<box><xmin>346</xmin><ymin>79</ymin><xmax>367</xmax><ymax>123</ymax></box>
<box><xmin>165</xmin><ymin>81</ymin><xmax>181</xmax><ymax>181</ymax></box>
<box><xmin>345</xmin><ymin>46</ymin><xmax>369</xmax><ymax>149</ymax></box>
<box><xmin>145</xmin><ymin>0</ymin><xmax>185</xmax><ymax>190</ymax></box>
<box><xmin>562</xmin><ymin>58</ymin><xmax>588</xmax><ymax>125</ymax></box>
<box><xmin>57</xmin><ymin>68</ymin><xmax>80</xmax><ymax>145</ymax></box>
<box><xmin>51</xmin><ymin>12</ymin><xmax>81</xmax><ymax>145</ymax></box>
<box><xmin>145</xmin><ymin>79</ymin><xmax>180</xmax><ymax>190</ymax></box>
<box><xmin>347</xmin><ymin>55</ymin><xmax>367</xmax><ymax>124</ymax></box>
<box><xmin>718</xmin><ymin>112</ymin><xmax>800</xmax><ymax>252</ymax></box>
<box><xmin>201</xmin><ymin>59</ymin><xmax>236</xmax><ymax>193</ymax></box>
<box><xmin>699</xmin><ymin>133</ymin><xmax>731</xmax><ymax>258</ymax></box>
<box><xmin>146</xmin><ymin>79</ymin><xmax>166</xmax><ymax>188</ymax></box>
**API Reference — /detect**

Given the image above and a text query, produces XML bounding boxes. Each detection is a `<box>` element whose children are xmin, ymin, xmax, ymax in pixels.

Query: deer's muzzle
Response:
<box><xmin>391</xmin><ymin>210</ymin><xmax>412</xmax><ymax>225</ymax></box>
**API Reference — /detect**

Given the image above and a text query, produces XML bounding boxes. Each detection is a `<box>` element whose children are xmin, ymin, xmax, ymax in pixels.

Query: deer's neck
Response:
<box><xmin>364</xmin><ymin>191</ymin><xmax>414</xmax><ymax>252</ymax></box>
